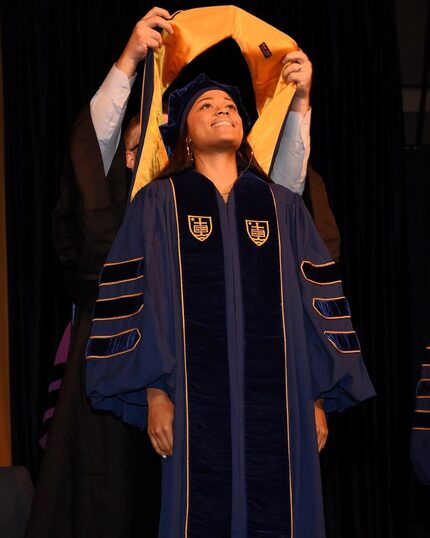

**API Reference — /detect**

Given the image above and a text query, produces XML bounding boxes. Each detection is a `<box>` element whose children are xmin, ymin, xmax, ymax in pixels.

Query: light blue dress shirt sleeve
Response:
<box><xmin>90</xmin><ymin>64</ymin><xmax>137</xmax><ymax>175</ymax></box>
<box><xmin>270</xmin><ymin>108</ymin><xmax>311</xmax><ymax>194</ymax></box>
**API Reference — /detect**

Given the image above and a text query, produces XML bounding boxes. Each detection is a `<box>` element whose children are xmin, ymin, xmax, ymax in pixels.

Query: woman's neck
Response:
<box><xmin>193</xmin><ymin>151</ymin><xmax>238</xmax><ymax>201</ymax></box>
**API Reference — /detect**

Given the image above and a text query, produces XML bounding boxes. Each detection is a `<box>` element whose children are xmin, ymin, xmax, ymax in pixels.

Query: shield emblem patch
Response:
<box><xmin>188</xmin><ymin>215</ymin><xmax>213</xmax><ymax>242</ymax></box>
<box><xmin>245</xmin><ymin>220</ymin><xmax>270</xmax><ymax>246</ymax></box>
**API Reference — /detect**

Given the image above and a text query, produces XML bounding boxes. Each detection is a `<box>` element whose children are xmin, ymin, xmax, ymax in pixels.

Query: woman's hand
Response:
<box><xmin>314</xmin><ymin>399</ymin><xmax>328</xmax><ymax>452</ymax></box>
<box><xmin>147</xmin><ymin>387</ymin><xmax>174</xmax><ymax>457</ymax></box>
<box><xmin>281</xmin><ymin>49</ymin><xmax>313</xmax><ymax>114</ymax></box>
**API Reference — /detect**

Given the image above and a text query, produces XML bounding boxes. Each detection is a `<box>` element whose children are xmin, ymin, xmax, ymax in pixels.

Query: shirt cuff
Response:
<box><xmin>98</xmin><ymin>64</ymin><xmax>137</xmax><ymax>100</ymax></box>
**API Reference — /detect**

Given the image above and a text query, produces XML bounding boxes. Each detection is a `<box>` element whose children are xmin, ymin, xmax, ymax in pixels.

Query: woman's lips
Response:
<box><xmin>211</xmin><ymin>120</ymin><xmax>235</xmax><ymax>127</ymax></box>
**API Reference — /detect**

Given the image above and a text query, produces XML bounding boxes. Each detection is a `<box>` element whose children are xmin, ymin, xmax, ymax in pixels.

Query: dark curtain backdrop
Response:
<box><xmin>1</xmin><ymin>0</ymin><xmax>425</xmax><ymax>536</ymax></box>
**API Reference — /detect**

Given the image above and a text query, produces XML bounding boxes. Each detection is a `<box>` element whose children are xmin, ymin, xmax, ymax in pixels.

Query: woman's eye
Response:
<box><xmin>226</xmin><ymin>104</ymin><xmax>237</xmax><ymax>110</ymax></box>
<box><xmin>200</xmin><ymin>103</ymin><xmax>211</xmax><ymax>109</ymax></box>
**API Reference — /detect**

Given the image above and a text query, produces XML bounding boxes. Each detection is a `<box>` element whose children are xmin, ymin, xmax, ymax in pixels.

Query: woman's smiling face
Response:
<box><xmin>186</xmin><ymin>89</ymin><xmax>244</xmax><ymax>153</ymax></box>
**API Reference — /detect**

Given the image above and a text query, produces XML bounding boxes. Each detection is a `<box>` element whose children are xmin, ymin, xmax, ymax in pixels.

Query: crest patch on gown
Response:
<box><xmin>245</xmin><ymin>219</ymin><xmax>270</xmax><ymax>246</ymax></box>
<box><xmin>188</xmin><ymin>215</ymin><xmax>213</xmax><ymax>241</ymax></box>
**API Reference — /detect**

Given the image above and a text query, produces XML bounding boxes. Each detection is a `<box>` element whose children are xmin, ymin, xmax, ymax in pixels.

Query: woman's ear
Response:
<box><xmin>125</xmin><ymin>150</ymin><xmax>135</xmax><ymax>171</ymax></box>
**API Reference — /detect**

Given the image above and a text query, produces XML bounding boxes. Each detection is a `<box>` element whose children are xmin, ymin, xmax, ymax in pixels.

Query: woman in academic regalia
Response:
<box><xmin>86</xmin><ymin>75</ymin><xmax>376</xmax><ymax>538</ymax></box>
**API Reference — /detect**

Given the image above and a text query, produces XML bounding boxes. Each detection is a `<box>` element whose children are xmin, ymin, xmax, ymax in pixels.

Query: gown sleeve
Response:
<box><xmin>291</xmin><ymin>193</ymin><xmax>376</xmax><ymax>412</ymax></box>
<box><xmin>410</xmin><ymin>346</ymin><xmax>430</xmax><ymax>485</ymax></box>
<box><xmin>85</xmin><ymin>182</ymin><xmax>177</xmax><ymax>430</ymax></box>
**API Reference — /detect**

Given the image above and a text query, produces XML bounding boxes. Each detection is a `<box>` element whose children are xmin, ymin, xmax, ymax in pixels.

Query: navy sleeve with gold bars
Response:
<box><xmin>85</xmin><ymin>181</ymin><xmax>178</xmax><ymax>430</ymax></box>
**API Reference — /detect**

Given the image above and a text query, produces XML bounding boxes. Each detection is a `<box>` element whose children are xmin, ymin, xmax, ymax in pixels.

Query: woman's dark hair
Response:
<box><xmin>154</xmin><ymin>133</ymin><xmax>192</xmax><ymax>180</ymax></box>
<box><xmin>154</xmin><ymin>130</ymin><xmax>272</xmax><ymax>183</ymax></box>
<box><xmin>236</xmin><ymin>140</ymin><xmax>271</xmax><ymax>182</ymax></box>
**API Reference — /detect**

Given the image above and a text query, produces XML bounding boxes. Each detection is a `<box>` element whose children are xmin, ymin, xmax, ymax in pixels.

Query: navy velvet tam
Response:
<box><xmin>160</xmin><ymin>74</ymin><xmax>252</xmax><ymax>157</ymax></box>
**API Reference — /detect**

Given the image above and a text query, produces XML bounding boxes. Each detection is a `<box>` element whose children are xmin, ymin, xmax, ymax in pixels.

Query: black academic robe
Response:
<box><xmin>303</xmin><ymin>164</ymin><xmax>341</xmax><ymax>262</ymax></box>
<box><xmin>26</xmin><ymin>106</ymin><xmax>160</xmax><ymax>538</ymax></box>
<box><xmin>86</xmin><ymin>170</ymin><xmax>375</xmax><ymax>538</ymax></box>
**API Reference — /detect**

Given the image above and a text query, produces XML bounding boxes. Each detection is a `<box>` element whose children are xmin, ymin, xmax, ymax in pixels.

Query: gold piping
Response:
<box><xmin>99</xmin><ymin>275</ymin><xmax>143</xmax><ymax>287</ymax></box>
<box><xmin>103</xmin><ymin>256</ymin><xmax>144</xmax><ymax>266</ymax></box>
<box><xmin>311</xmin><ymin>296</ymin><xmax>351</xmax><ymax>320</ymax></box>
<box><xmin>323</xmin><ymin>330</ymin><xmax>361</xmax><ymax>354</ymax></box>
<box><xmin>300</xmin><ymin>260</ymin><xmax>342</xmax><ymax>286</ymax></box>
<box><xmin>270</xmin><ymin>187</ymin><xmax>294</xmax><ymax>537</ymax></box>
<box><xmin>100</xmin><ymin>257</ymin><xmax>144</xmax><ymax>286</ymax></box>
<box><xmin>93</xmin><ymin>293</ymin><xmax>144</xmax><ymax>321</ymax></box>
<box><xmin>169</xmin><ymin>178</ymin><xmax>190</xmax><ymax>537</ymax></box>
<box><xmin>86</xmin><ymin>328</ymin><xmax>141</xmax><ymax>359</ymax></box>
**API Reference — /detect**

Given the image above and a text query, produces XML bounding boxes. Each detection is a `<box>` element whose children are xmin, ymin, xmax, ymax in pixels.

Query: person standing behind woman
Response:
<box><xmin>26</xmin><ymin>8</ymin><xmax>175</xmax><ymax>538</ymax></box>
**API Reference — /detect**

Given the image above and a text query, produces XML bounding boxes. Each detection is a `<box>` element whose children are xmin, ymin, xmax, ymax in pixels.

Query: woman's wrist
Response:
<box><xmin>314</xmin><ymin>398</ymin><xmax>324</xmax><ymax>409</ymax></box>
<box><xmin>147</xmin><ymin>387</ymin><xmax>169</xmax><ymax>401</ymax></box>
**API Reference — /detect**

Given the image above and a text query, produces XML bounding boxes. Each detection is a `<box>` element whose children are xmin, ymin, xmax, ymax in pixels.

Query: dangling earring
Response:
<box><xmin>239</xmin><ymin>141</ymin><xmax>253</xmax><ymax>177</ymax></box>
<box><xmin>186</xmin><ymin>138</ymin><xmax>194</xmax><ymax>165</ymax></box>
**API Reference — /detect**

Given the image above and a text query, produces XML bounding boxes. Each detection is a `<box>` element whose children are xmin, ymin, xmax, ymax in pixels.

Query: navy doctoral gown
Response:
<box><xmin>86</xmin><ymin>170</ymin><xmax>376</xmax><ymax>538</ymax></box>
<box><xmin>410</xmin><ymin>344</ymin><xmax>430</xmax><ymax>485</ymax></box>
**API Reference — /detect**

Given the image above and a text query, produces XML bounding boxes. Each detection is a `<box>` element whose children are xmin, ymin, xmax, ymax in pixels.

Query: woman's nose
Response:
<box><xmin>216</xmin><ymin>108</ymin><xmax>230</xmax><ymax>115</ymax></box>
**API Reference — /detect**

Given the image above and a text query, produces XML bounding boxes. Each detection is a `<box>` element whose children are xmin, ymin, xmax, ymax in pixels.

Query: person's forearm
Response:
<box><xmin>270</xmin><ymin>108</ymin><xmax>311</xmax><ymax>193</ymax></box>
<box><xmin>116</xmin><ymin>53</ymin><xmax>139</xmax><ymax>79</ymax></box>
<box><xmin>90</xmin><ymin>65</ymin><xmax>136</xmax><ymax>175</ymax></box>
<box><xmin>289</xmin><ymin>93</ymin><xmax>310</xmax><ymax>115</ymax></box>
